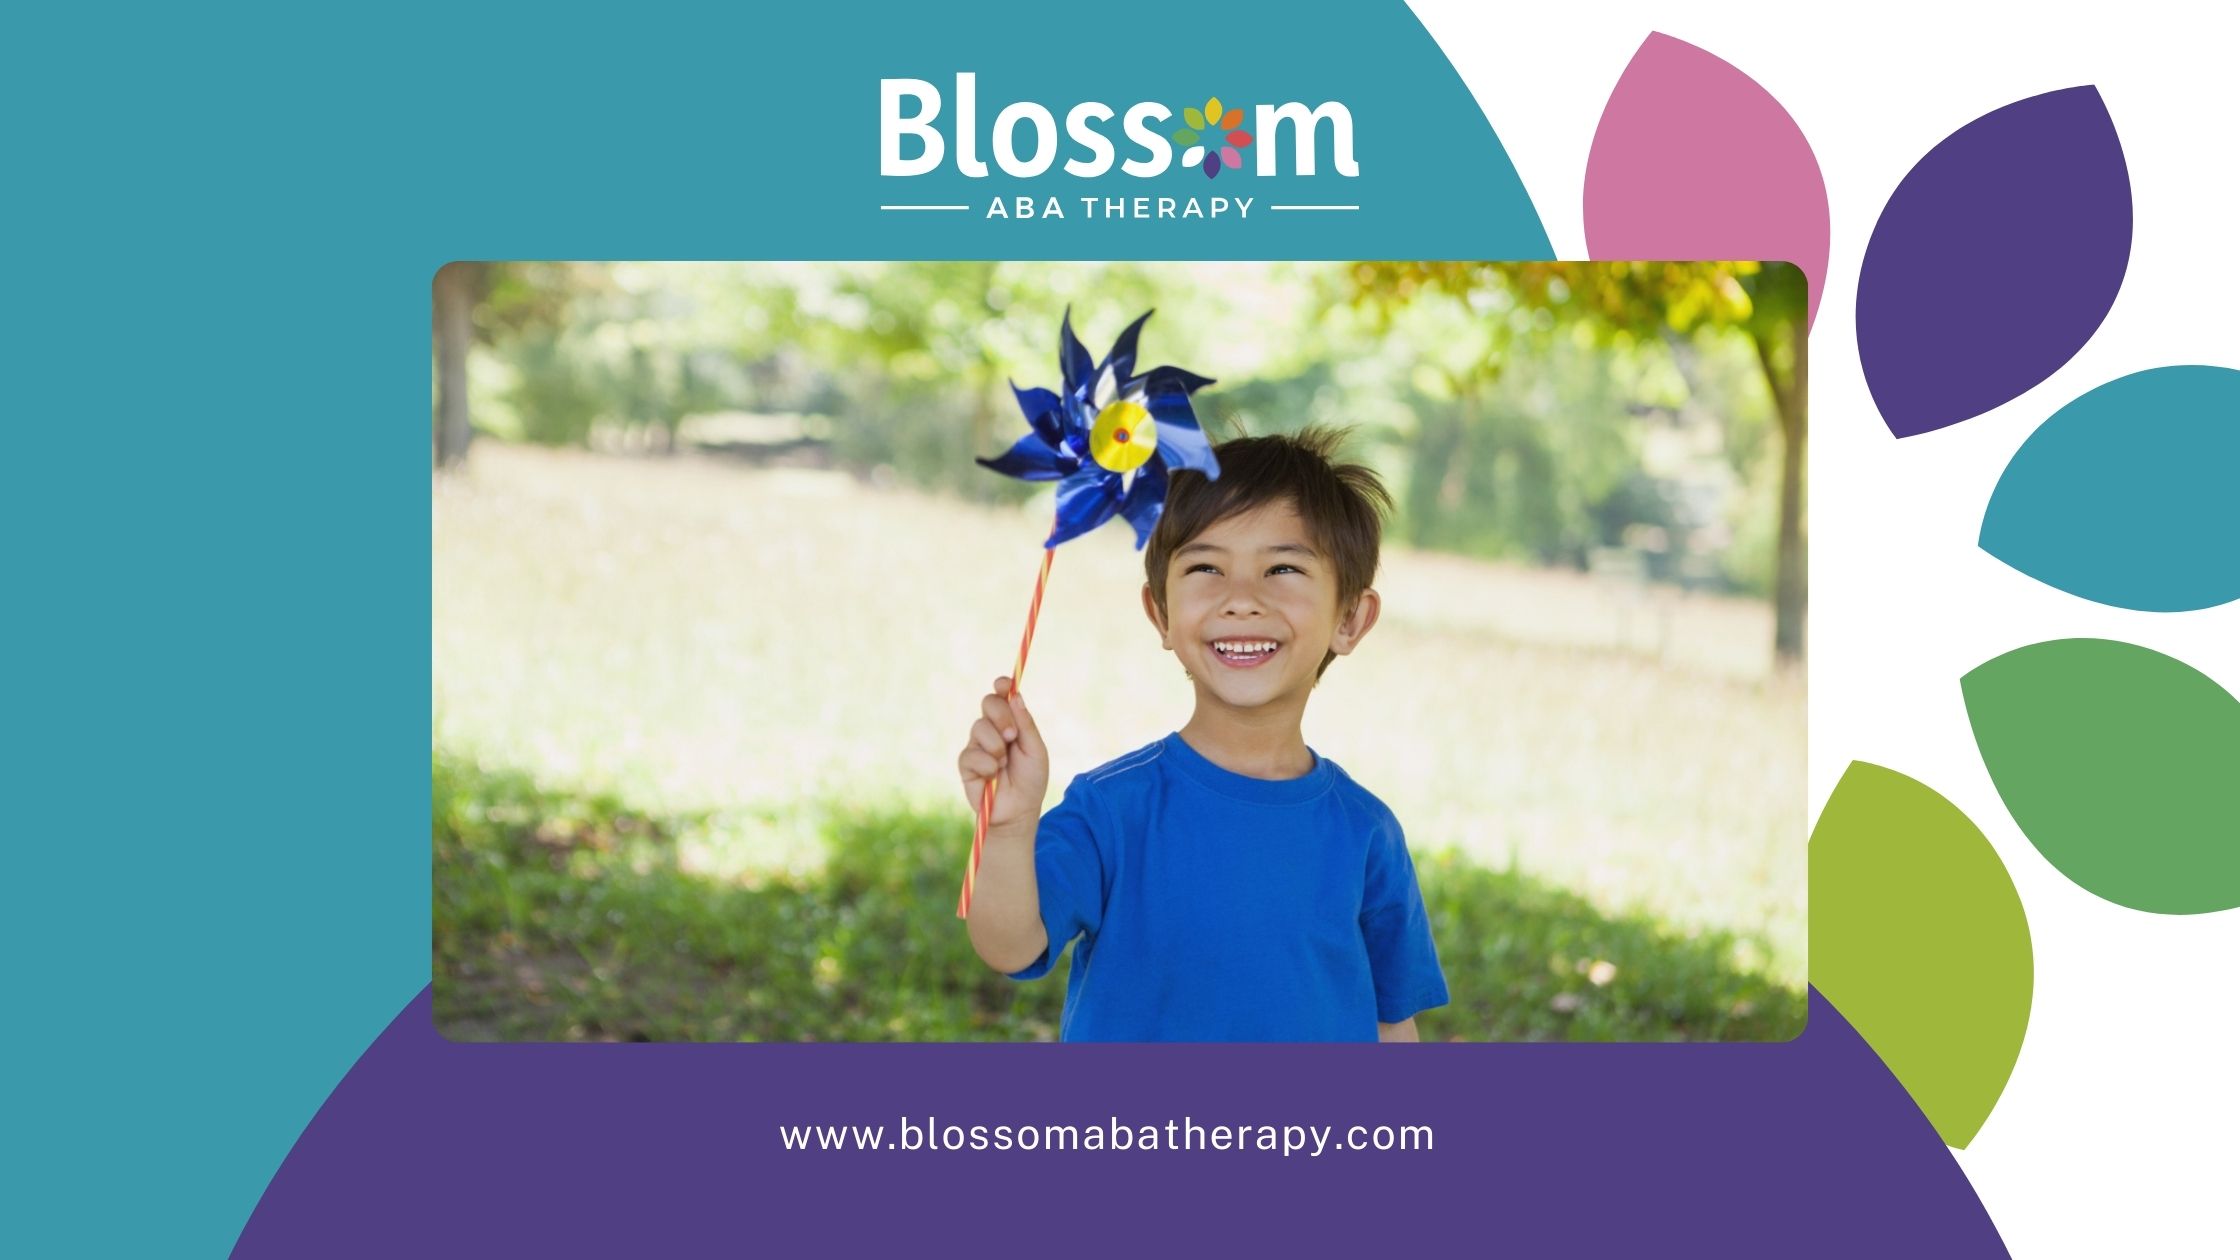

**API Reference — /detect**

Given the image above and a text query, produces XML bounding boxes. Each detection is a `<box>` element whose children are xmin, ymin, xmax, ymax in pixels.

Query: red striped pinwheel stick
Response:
<box><xmin>958</xmin><ymin>539</ymin><xmax>1057</xmax><ymax>919</ymax></box>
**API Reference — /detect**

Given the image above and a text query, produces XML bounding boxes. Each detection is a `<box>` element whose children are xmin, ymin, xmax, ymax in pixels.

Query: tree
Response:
<box><xmin>1347</xmin><ymin>261</ymin><xmax>1809</xmax><ymax>663</ymax></box>
<box><xmin>432</xmin><ymin>261</ymin><xmax>595</xmax><ymax>465</ymax></box>
<box><xmin>432</xmin><ymin>262</ymin><xmax>483</xmax><ymax>468</ymax></box>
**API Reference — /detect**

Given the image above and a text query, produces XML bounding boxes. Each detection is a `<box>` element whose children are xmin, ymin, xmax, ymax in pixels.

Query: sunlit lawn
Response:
<box><xmin>434</xmin><ymin>442</ymin><xmax>1806</xmax><ymax>1035</ymax></box>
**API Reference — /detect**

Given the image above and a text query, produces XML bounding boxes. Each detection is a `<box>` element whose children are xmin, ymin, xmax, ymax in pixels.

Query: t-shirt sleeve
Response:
<box><xmin>1005</xmin><ymin>774</ymin><xmax>1108</xmax><ymax>982</ymax></box>
<box><xmin>1360</xmin><ymin>807</ymin><xmax>1449</xmax><ymax>1022</ymax></box>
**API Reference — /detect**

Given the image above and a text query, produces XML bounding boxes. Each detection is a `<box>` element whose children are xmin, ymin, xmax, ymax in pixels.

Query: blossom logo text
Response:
<box><xmin>878</xmin><ymin>73</ymin><xmax>1359</xmax><ymax>221</ymax></box>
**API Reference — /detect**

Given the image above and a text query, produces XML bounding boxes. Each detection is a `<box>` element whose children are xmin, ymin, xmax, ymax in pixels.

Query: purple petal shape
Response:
<box><xmin>1858</xmin><ymin>86</ymin><xmax>2131</xmax><ymax>438</ymax></box>
<box><xmin>235</xmin><ymin>989</ymin><xmax>2008</xmax><ymax>1256</ymax></box>
<box><xmin>1586</xmin><ymin>32</ymin><xmax>1831</xmax><ymax>327</ymax></box>
<box><xmin>1203</xmin><ymin>152</ymin><xmax>1220</xmax><ymax>177</ymax></box>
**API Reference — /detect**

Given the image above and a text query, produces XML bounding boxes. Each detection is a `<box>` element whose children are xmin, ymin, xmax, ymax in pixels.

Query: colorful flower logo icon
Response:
<box><xmin>1173</xmin><ymin>95</ymin><xmax>1252</xmax><ymax>178</ymax></box>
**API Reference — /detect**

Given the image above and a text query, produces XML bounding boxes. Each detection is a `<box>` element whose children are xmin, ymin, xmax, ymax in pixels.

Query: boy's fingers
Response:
<box><xmin>969</xmin><ymin>718</ymin><xmax>1008</xmax><ymax>757</ymax></box>
<box><xmin>1007</xmin><ymin>690</ymin><xmax>1045</xmax><ymax>759</ymax></box>
<box><xmin>958</xmin><ymin>744</ymin><xmax>998</xmax><ymax>776</ymax></box>
<box><xmin>980</xmin><ymin>693</ymin><xmax>1017</xmax><ymax>740</ymax></box>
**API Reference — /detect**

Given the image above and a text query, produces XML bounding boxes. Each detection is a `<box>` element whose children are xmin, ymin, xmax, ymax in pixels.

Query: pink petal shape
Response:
<box><xmin>1220</xmin><ymin>145</ymin><xmax>1241</xmax><ymax>170</ymax></box>
<box><xmin>1586</xmin><ymin>32</ymin><xmax>1830</xmax><ymax>327</ymax></box>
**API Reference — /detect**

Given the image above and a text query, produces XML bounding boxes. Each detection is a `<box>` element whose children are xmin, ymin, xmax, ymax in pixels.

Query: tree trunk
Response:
<box><xmin>433</xmin><ymin>262</ymin><xmax>478</xmax><ymax>468</ymax></box>
<box><xmin>1758</xmin><ymin>320</ymin><xmax>1808</xmax><ymax>664</ymax></box>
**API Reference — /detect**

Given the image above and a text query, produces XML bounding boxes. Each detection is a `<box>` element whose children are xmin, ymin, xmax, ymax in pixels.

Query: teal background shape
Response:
<box><xmin>9</xmin><ymin>1</ymin><xmax>1549</xmax><ymax>1253</ymax></box>
<box><xmin>1981</xmin><ymin>365</ymin><xmax>2240</xmax><ymax>612</ymax></box>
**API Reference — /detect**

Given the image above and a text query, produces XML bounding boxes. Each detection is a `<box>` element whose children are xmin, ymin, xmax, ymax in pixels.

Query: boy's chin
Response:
<box><xmin>1197</xmin><ymin>673</ymin><xmax>1310</xmax><ymax>711</ymax></box>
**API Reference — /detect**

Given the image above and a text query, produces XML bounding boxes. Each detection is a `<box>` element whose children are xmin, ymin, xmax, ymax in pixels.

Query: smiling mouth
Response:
<box><xmin>1210</xmin><ymin>638</ymin><xmax>1281</xmax><ymax>668</ymax></box>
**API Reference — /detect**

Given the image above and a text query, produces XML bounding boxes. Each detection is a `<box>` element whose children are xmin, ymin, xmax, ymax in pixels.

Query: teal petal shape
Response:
<box><xmin>1981</xmin><ymin>365</ymin><xmax>2240</xmax><ymax>611</ymax></box>
<box><xmin>1964</xmin><ymin>638</ymin><xmax>2240</xmax><ymax>914</ymax></box>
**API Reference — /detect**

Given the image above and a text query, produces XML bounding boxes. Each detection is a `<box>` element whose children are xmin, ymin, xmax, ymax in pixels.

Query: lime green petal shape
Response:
<box><xmin>1185</xmin><ymin>107</ymin><xmax>1206</xmax><ymax>130</ymax></box>
<box><xmin>1964</xmin><ymin>637</ymin><xmax>2240</xmax><ymax>914</ymax></box>
<box><xmin>1810</xmin><ymin>761</ymin><xmax>2032</xmax><ymax>1149</ymax></box>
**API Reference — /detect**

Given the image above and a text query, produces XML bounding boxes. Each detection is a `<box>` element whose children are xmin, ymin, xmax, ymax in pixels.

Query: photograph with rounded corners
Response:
<box><xmin>432</xmin><ymin>259</ymin><xmax>1809</xmax><ymax>1043</ymax></box>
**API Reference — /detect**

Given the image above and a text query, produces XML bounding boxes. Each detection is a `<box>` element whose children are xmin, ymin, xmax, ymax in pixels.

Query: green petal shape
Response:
<box><xmin>1964</xmin><ymin>638</ymin><xmax>2240</xmax><ymax>914</ymax></box>
<box><xmin>1810</xmin><ymin>762</ymin><xmax>2032</xmax><ymax>1148</ymax></box>
<box><xmin>1172</xmin><ymin>127</ymin><xmax>1199</xmax><ymax>145</ymax></box>
<box><xmin>1184</xmin><ymin>107</ymin><xmax>1206</xmax><ymax>130</ymax></box>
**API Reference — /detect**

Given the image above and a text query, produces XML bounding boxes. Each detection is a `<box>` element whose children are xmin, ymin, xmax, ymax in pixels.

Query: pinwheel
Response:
<box><xmin>958</xmin><ymin>308</ymin><xmax>1220</xmax><ymax>917</ymax></box>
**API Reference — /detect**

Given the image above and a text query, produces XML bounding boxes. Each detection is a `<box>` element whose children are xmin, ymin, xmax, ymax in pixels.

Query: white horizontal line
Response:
<box><xmin>879</xmin><ymin>204</ymin><xmax>969</xmax><ymax>211</ymax></box>
<box><xmin>1270</xmin><ymin>205</ymin><xmax>1360</xmax><ymax>211</ymax></box>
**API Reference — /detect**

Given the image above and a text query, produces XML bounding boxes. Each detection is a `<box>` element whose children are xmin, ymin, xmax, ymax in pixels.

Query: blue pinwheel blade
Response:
<box><xmin>1048</xmin><ymin>466</ymin><xmax>1123</xmax><ymax>547</ymax></box>
<box><xmin>1118</xmin><ymin>459</ymin><xmax>1167</xmax><ymax>549</ymax></box>
<box><xmin>1058</xmin><ymin>307</ymin><xmax>1096</xmax><ymax>397</ymax></box>
<box><xmin>977</xmin><ymin>431</ymin><xmax>1076</xmax><ymax>482</ymax></box>
<box><xmin>1010</xmin><ymin>381</ymin><xmax>1064</xmax><ymax>450</ymax></box>
<box><xmin>1144</xmin><ymin>375</ymin><xmax>1222</xmax><ymax>479</ymax></box>
<box><xmin>1141</xmin><ymin>365</ymin><xmax>1216</xmax><ymax>395</ymax></box>
<box><xmin>1101</xmin><ymin>309</ymin><xmax>1155</xmax><ymax>385</ymax></box>
<box><xmin>1056</xmin><ymin>393</ymin><xmax>1093</xmax><ymax>462</ymax></box>
<box><xmin>1151</xmin><ymin>420</ymin><xmax>1219</xmax><ymax>479</ymax></box>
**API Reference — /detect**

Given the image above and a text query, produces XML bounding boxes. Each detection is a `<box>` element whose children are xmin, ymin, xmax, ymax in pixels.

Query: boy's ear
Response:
<box><xmin>1141</xmin><ymin>582</ymin><xmax>1171</xmax><ymax>649</ymax></box>
<box><xmin>1329</xmin><ymin>587</ymin><xmax>1382</xmax><ymax>657</ymax></box>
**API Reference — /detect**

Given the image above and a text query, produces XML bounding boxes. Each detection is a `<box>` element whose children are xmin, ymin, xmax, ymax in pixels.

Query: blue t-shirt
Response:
<box><xmin>1007</xmin><ymin>732</ymin><xmax>1448</xmax><ymax>1042</ymax></box>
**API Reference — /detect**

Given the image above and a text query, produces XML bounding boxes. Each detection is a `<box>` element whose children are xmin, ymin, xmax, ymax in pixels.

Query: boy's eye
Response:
<box><xmin>1268</xmin><ymin>564</ymin><xmax>1302</xmax><ymax>575</ymax></box>
<box><xmin>1185</xmin><ymin>562</ymin><xmax>1219</xmax><ymax>575</ymax></box>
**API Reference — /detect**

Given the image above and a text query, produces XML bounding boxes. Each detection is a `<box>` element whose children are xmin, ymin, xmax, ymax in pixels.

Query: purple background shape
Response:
<box><xmin>234</xmin><ymin>990</ymin><xmax>2006</xmax><ymax>1257</ymax></box>
<box><xmin>1857</xmin><ymin>86</ymin><xmax>2131</xmax><ymax>438</ymax></box>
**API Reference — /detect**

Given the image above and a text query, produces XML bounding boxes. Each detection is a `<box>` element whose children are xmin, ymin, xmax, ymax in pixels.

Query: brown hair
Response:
<box><xmin>1145</xmin><ymin>425</ymin><xmax>1392</xmax><ymax>678</ymax></box>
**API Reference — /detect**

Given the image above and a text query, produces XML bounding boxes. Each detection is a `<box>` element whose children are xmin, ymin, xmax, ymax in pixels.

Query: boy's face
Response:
<box><xmin>1144</xmin><ymin>497</ymin><xmax>1378</xmax><ymax>718</ymax></box>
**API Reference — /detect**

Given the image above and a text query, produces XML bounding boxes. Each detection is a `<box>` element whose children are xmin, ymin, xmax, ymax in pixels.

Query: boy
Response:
<box><xmin>955</xmin><ymin>427</ymin><xmax>1447</xmax><ymax>1042</ymax></box>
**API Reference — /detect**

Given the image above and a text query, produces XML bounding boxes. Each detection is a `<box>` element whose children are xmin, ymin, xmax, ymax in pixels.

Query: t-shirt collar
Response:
<box><xmin>1160</xmin><ymin>731</ymin><xmax>1336</xmax><ymax>805</ymax></box>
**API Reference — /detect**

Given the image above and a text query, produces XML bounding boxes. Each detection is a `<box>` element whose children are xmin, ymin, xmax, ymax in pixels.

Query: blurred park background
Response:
<box><xmin>432</xmin><ymin>260</ymin><xmax>1809</xmax><ymax>1042</ymax></box>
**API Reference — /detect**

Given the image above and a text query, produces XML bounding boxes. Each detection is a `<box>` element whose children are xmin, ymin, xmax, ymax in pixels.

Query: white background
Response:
<box><xmin>1409</xmin><ymin>2</ymin><xmax>2238</xmax><ymax>1254</ymax></box>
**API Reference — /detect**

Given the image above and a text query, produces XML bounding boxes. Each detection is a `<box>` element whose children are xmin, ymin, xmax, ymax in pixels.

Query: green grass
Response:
<box><xmin>434</xmin><ymin>752</ymin><xmax>1804</xmax><ymax>1042</ymax></box>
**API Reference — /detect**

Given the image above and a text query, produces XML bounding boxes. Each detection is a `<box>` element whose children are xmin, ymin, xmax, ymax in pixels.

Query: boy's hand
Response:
<box><xmin>957</xmin><ymin>676</ymin><xmax>1049</xmax><ymax>833</ymax></box>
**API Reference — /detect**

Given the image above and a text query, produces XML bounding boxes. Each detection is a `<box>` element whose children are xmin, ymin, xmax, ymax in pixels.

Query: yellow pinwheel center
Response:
<box><xmin>1090</xmin><ymin>399</ymin><xmax>1156</xmax><ymax>472</ymax></box>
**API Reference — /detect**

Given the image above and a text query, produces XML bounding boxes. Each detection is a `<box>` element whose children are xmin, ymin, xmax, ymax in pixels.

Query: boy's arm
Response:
<box><xmin>1377</xmin><ymin>1018</ymin><xmax>1420</xmax><ymax>1043</ymax></box>
<box><xmin>957</xmin><ymin>677</ymin><xmax>1053</xmax><ymax>974</ymax></box>
<box><xmin>965</xmin><ymin>819</ymin><xmax>1048</xmax><ymax>974</ymax></box>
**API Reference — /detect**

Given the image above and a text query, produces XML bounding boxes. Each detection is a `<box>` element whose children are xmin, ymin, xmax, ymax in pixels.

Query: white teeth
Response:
<box><xmin>1214</xmin><ymin>640</ymin><xmax>1277</xmax><ymax>654</ymax></box>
